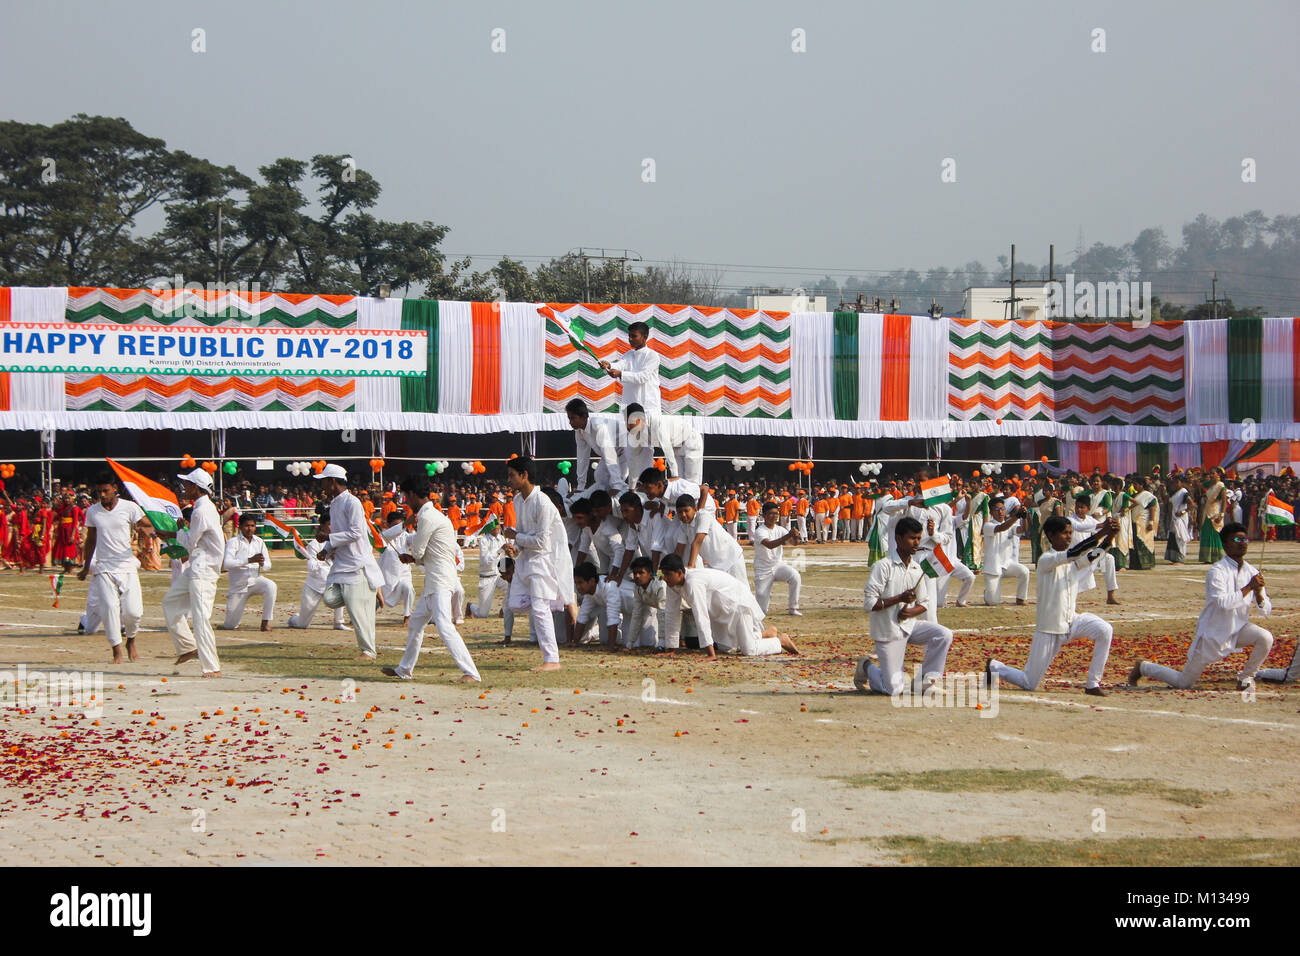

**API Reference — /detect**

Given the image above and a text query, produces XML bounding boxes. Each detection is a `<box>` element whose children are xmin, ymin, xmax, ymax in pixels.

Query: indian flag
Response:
<box><xmin>920</xmin><ymin>476</ymin><xmax>954</xmax><ymax>507</ymax></box>
<box><xmin>265</xmin><ymin>513</ymin><xmax>310</xmax><ymax>558</ymax></box>
<box><xmin>1265</xmin><ymin>492</ymin><xmax>1295</xmax><ymax>526</ymax></box>
<box><xmin>541</xmin><ymin>305</ymin><xmax>586</xmax><ymax>348</ymax></box>
<box><xmin>465</xmin><ymin>513</ymin><xmax>499</xmax><ymax>542</ymax></box>
<box><xmin>919</xmin><ymin>544</ymin><xmax>955</xmax><ymax>579</ymax></box>
<box><xmin>107</xmin><ymin>458</ymin><xmax>183</xmax><ymax>531</ymax></box>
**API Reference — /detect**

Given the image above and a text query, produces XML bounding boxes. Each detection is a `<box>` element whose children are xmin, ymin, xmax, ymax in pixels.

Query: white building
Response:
<box><xmin>962</xmin><ymin>286</ymin><xmax>1051</xmax><ymax>322</ymax></box>
<box><xmin>747</xmin><ymin>293</ymin><xmax>828</xmax><ymax>313</ymax></box>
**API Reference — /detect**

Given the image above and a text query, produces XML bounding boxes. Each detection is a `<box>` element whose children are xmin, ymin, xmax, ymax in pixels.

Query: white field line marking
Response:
<box><xmin>0</xmin><ymin>622</ymin><xmax>68</xmax><ymax>629</ymax></box>
<box><xmin>597</xmin><ymin>691</ymin><xmax>699</xmax><ymax>707</ymax></box>
<box><xmin>1001</xmin><ymin>693</ymin><xmax>1300</xmax><ymax>730</ymax></box>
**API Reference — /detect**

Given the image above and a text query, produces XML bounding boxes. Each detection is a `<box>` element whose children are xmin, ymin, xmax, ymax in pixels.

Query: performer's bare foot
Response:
<box><xmin>175</xmin><ymin>650</ymin><xmax>198</xmax><ymax>665</ymax></box>
<box><xmin>111</xmin><ymin>645</ymin><xmax>124</xmax><ymax>664</ymax></box>
<box><xmin>260</xmin><ymin>620</ymin><xmax>271</xmax><ymax>632</ymax></box>
<box><xmin>403</xmin><ymin>616</ymin><xmax>410</xmax><ymax>627</ymax></box>
<box><xmin>532</xmin><ymin>661</ymin><xmax>561</xmax><ymax>672</ymax></box>
<box><xmin>380</xmin><ymin>666</ymin><xmax>404</xmax><ymax>678</ymax></box>
<box><xmin>1084</xmin><ymin>686</ymin><xmax>1107</xmax><ymax>697</ymax></box>
<box><xmin>456</xmin><ymin>674</ymin><xmax>480</xmax><ymax>683</ymax></box>
<box><xmin>1126</xmin><ymin>661</ymin><xmax>1144</xmax><ymax>686</ymax></box>
<box><xmin>126</xmin><ymin>638</ymin><xmax>139</xmax><ymax>661</ymax></box>
<box><xmin>956</xmin><ymin>601</ymin><xmax>970</xmax><ymax>608</ymax></box>
<box><xmin>200</xmin><ymin>670</ymin><xmax>223</xmax><ymax>679</ymax></box>
<box><xmin>778</xmin><ymin>632</ymin><xmax>800</xmax><ymax>655</ymax></box>
<box><xmin>356</xmin><ymin>652</ymin><xmax>376</xmax><ymax>662</ymax></box>
<box><xmin>1107</xmin><ymin>592</ymin><xmax>1121</xmax><ymax>605</ymax></box>
<box><xmin>1015</xmin><ymin>598</ymin><xmax>1028</xmax><ymax>606</ymax></box>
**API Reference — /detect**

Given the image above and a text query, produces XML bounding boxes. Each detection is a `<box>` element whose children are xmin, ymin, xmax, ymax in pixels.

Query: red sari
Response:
<box><xmin>19</xmin><ymin>508</ymin><xmax>46</xmax><ymax>568</ymax></box>
<box><xmin>3</xmin><ymin>507</ymin><xmax>27</xmax><ymax>565</ymax></box>
<box><xmin>52</xmin><ymin>501</ymin><xmax>81</xmax><ymax>563</ymax></box>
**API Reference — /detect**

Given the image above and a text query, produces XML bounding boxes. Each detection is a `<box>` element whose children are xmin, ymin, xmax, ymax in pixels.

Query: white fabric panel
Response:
<box><xmin>9</xmin><ymin>286</ymin><xmax>68</xmax><ymax>412</ymax></box>
<box><xmin>1169</xmin><ymin>443</ymin><xmax>1201</xmax><ymax>471</ymax></box>
<box><xmin>1059</xmin><ymin>441</ymin><xmax>1080</xmax><ymax>473</ymax></box>
<box><xmin>908</xmin><ymin>315</ymin><xmax>949</xmax><ymax>421</ymax></box>
<box><xmin>1185</xmin><ymin>319</ymin><xmax>1229</xmax><ymax>425</ymax></box>
<box><xmin>355</xmin><ymin>296</ymin><xmax>402</xmax><ymax>414</ymax></box>
<box><xmin>436</xmin><ymin>300</ymin><xmax>473</xmax><ymax>415</ymax></box>
<box><xmin>1107</xmin><ymin>441</ymin><xmax>1137</xmax><ymax>476</ymax></box>
<box><xmin>857</xmin><ymin>313</ymin><xmax>883</xmax><ymax>421</ymax></box>
<box><xmin>1261</xmin><ymin>317</ymin><xmax>1294</xmax><ymax>423</ymax></box>
<box><xmin>790</xmin><ymin>312</ymin><xmax>833</xmax><ymax>421</ymax></box>
<box><xmin>499</xmin><ymin>302</ymin><xmax>544</xmax><ymax>415</ymax></box>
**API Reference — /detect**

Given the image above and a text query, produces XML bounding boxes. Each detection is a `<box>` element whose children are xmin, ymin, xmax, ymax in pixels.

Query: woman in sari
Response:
<box><xmin>1128</xmin><ymin>480</ymin><xmax>1158</xmax><ymax>570</ymax></box>
<box><xmin>1032</xmin><ymin>478</ymin><xmax>1062</xmax><ymax>565</ymax></box>
<box><xmin>1199</xmin><ymin>468</ymin><xmax>1226</xmax><ymax>563</ymax></box>
<box><xmin>1107</xmin><ymin>477</ymin><xmax>1130</xmax><ymax>570</ymax></box>
<box><xmin>952</xmin><ymin>477</ymin><xmax>973</xmax><ymax>567</ymax></box>
<box><xmin>221</xmin><ymin>497</ymin><xmax>241</xmax><ymax>540</ymax></box>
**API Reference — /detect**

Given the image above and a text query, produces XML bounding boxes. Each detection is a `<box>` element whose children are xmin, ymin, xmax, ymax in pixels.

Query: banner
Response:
<box><xmin>0</xmin><ymin>323</ymin><xmax>427</xmax><ymax>377</ymax></box>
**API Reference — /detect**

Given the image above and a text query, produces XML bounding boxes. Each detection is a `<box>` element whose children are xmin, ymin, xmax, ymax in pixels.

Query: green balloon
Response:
<box><xmin>222</xmin><ymin>460</ymin><xmax>238</xmax><ymax>475</ymax></box>
<box><xmin>425</xmin><ymin>462</ymin><xmax>437</xmax><ymax>476</ymax></box>
<box><xmin>558</xmin><ymin>461</ymin><xmax>572</xmax><ymax>475</ymax></box>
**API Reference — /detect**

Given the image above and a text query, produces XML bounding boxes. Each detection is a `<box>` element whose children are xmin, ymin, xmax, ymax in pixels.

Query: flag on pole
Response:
<box><xmin>1264</xmin><ymin>492</ymin><xmax>1295</xmax><ymax>526</ymax></box>
<box><xmin>368</xmin><ymin>518</ymin><xmax>387</xmax><ymax>550</ymax></box>
<box><xmin>107</xmin><ymin>457</ymin><xmax>189</xmax><ymax>559</ymax></box>
<box><xmin>50</xmin><ymin>573</ymin><xmax>63</xmax><ymax>608</ymax></box>
<box><xmin>919</xmin><ymin>544</ymin><xmax>955</xmax><ymax>579</ymax></box>
<box><xmin>920</xmin><ymin>476</ymin><xmax>954</xmax><ymax>507</ymax></box>
<box><xmin>541</xmin><ymin>306</ymin><xmax>587</xmax><ymax>348</ymax></box>
<box><xmin>465</xmin><ymin>512</ymin><xmax>499</xmax><ymax>542</ymax></box>
<box><xmin>264</xmin><ymin>513</ymin><xmax>310</xmax><ymax>558</ymax></box>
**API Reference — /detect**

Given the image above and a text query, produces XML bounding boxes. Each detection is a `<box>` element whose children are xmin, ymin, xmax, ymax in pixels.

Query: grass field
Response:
<box><xmin>0</xmin><ymin>539</ymin><xmax>1296</xmax><ymax>866</ymax></box>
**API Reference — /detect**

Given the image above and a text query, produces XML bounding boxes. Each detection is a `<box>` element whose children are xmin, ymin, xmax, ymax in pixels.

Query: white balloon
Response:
<box><xmin>461</xmin><ymin>461</ymin><xmax>473</xmax><ymax>474</ymax></box>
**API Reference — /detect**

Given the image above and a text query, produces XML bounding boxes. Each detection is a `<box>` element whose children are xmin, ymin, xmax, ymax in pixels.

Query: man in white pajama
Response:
<box><xmin>287</xmin><ymin>518</ymin><xmax>347</xmax><ymax>629</ymax></box>
<box><xmin>982</xmin><ymin>498</ymin><xmax>1030</xmax><ymax>606</ymax></box>
<box><xmin>626</xmin><ymin>403</ymin><xmax>704</xmax><ymax>484</ymax></box>
<box><xmin>316</xmin><ymin>464</ymin><xmax>382</xmax><ymax>660</ymax></box>
<box><xmin>853</xmin><ymin>516</ymin><xmax>954</xmax><ymax>695</ymax></box>
<box><xmin>566</xmin><ymin>398</ymin><xmax>629</xmax><ymax>497</ymax></box>
<box><xmin>988</xmin><ymin>514</ymin><xmax>1118</xmax><ymax>696</ymax></box>
<box><xmin>467</xmin><ymin>520</ymin><xmax>505</xmax><ymax>620</ymax></box>
<box><xmin>627</xmin><ymin>556</ymin><xmax>668</xmax><ymax>649</ymax></box>
<box><xmin>378</xmin><ymin>511</ymin><xmax>415</xmax><ymax>624</ymax></box>
<box><xmin>572</xmin><ymin>561</ymin><xmax>624</xmax><ymax>647</ymax></box>
<box><xmin>1070</xmin><ymin>497</ymin><xmax>1120</xmax><ymax>604</ymax></box>
<box><xmin>750</xmin><ymin>501</ymin><xmax>802</xmax><ymax>616</ymax></box>
<box><xmin>219</xmin><ymin>513</ymin><xmax>277</xmax><ymax>631</ymax></box>
<box><xmin>1131</xmin><ymin>522</ymin><xmax>1274</xmax><ymax>691</ymax></box>
<box><xmin>381</xmin><ymin>480</ymin><xmax>480</xmax><ymax>683</ymax></box>
<box><xmin>160</xmin><ymin>468</ymin><xmax>225</xmax><ymax>677</ymax></box>
<box><xmin>79</xmin><ymin>470</ymin><xmax>151</xmax><ymax>663</ymax></box>
<box><xmin>671</xmin><ymin>494</ymin><xmax>748</xmax><ymax>583</ymax></box>
<box><xmin>659</xmin><ymin>554</ymin><xmax>798</xmax><ymax>659</ymax></box>
<box><xmin>503</xmin><ymin>456</ymin><xmax>573</xmax><ymax>671</ymax></box>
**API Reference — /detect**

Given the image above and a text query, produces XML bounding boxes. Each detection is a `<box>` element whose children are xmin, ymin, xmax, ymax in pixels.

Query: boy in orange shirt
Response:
<box><xmin>745</xmin><ymin>493</ymin><xmax>761</xmax><ymax>542</ymax></box>
<box><xmin>723</xmin><ymin>491</ymin><xmax>740</xmax><ymax>540</ymax></box>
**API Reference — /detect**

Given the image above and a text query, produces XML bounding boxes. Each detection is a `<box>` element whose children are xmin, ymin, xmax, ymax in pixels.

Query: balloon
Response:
<box><xmin>425</xmin><ymin>462</ymin><xmax>437</xmax><ymax>476</ymax></box>
<box><xmin>201</xmin><ymin>461</ymin><xmax>218</xmax><ymax>474</ymax></box>
<box><xmin>557</xmin><ymin>461</ymin><xmax>572</xmax><ymax>475</ymax></box>
<box><xmin>1040</xmin><ymin>455</ymin><xmax>1049</xmax><ymax>463</ymax></box>
<box><xmin>972</xmin><ymin>470</ymin><xmax>980</xmax><ymax>477</ymax></box>
<box><xmin>181</xmin><ymin>454</ymin><xmax>197</xmax><ymax>469</ymax></box>
<box><xmin>1030</xmin><ymin>469</ymin><xmax>1039</xmax><ymax>477</ymax></box>
<box><xmin>222</xmin><ymin>460</ymin><xmax>238</xmax><ymax>475</ymax></box>
<box><xmin>858</xmin><ymin>463</ymin><xmax>869</xmax><ymax>475</ymax></box>
<box><xmin>995</xmin><ymin>418</ymin><xmax>1003</xmax><ymax>425</ymax></box>
<box><xmin>654</xmin><ymin>458</ymin><xmax>666</xmax><ymax>471</ymax></box>
<box><xmin>1023</xmin><ymin>464</ymin><xmax>1031</xmax><ymax>472</ymax></box>
<box><xmin>788</xmin><ymin>463</ymin><xmax>797</xmax><ymax>472</ymax></box>
<box><xmin>312</xmin><ymin>460</ymin><xmax>326</xmax><ymax>474</ymax></box>
<box><xmin>461</xmin><ymin>461</ymin><xmax>474</xmax><ymax>474</ymax></box>
<box><xmin>369</xmin><ymin>458</ymin><xmax>385</xmax><ymax>472</ymax></box>
<box><xmin>0</xmin><ymin>464</ymin><xmax>14</xmax><ymax>479</ymax></box>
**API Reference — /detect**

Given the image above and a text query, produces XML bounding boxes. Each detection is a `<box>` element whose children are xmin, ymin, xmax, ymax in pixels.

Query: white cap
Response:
<box><xmin>177</xmin><ymin>468</ymin><xmax>213</xmax><ymax>491</ymax></box>
<box><xmin>314</xmin><ymin>463</ymin><xmax>348</xmax><ymax>481</ymax></box>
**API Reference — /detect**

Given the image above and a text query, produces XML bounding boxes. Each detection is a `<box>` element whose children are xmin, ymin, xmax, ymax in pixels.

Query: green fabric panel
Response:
<box><xmin>831</xmin><ymin>311</ymin><xmax>859</xmax><ymax>420</ymax></box>
<box><xmin>1136</xmin><ymin>442</ymin><xmax>1166</xmax><ymax>476</ymax></box>
<box><xmin>1227</xmin><ymin>317</ymin><xmax>1262</xmax><ymax>423</ymax></box>
<box><xmin>400</xmin><ymin>298</ymin><xmax>439</xmax><ymax>413</ymax></box>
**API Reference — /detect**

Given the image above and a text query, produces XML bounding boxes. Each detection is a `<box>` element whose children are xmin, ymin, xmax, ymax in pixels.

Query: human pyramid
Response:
<box><xmin>54</xmin><ymin>320</ymin><xmax>1297</xmax><ymax>693</ymax></box>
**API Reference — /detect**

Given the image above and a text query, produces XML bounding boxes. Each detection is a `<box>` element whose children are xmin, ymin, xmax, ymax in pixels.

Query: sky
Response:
<box><xmin>2</xmin><ymin>0</ymin><xmax>1298</xmax><ymax>291</ymax></box>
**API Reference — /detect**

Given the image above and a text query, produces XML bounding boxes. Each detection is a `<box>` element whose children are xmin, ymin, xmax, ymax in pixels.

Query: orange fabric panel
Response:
<box><xmin>1077</xmin><ymin>441</ymin><xmax>1108</xmax><ymax>475</ymax></box>
<box><xmin>470</xmin><ymin>301</ymin><xmax>501</xmax><ymax>415</ymax></box>
<box><xmin>880</xmin><ymin>314</ymin><xmax>911</xmax><ymax>420</ymax></box>
<box><xmin>1200</xmin><ymin>441</ymin><xmax>1231</xmax><ymax>470</ymax></box>
<box><xmin>0</xmin><ymin>286</ymin><xmax>10</xmax><ymax>412</ymax></box>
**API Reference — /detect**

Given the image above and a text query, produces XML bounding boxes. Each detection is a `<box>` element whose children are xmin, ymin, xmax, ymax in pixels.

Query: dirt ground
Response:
<box><xmin>1</xmin><ymin>539</ymin><xmax>1297</xmax><ymax>866</ymax></box>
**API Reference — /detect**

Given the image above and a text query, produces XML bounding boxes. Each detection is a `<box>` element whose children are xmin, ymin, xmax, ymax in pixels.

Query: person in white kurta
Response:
<box><xmin>637</xmin><ymin>470</ymin><xmax>715</xmax><ymax>567</ymax></box>
<box><xmin>626</xmin><ymin>404</ymin><xmax>704</xmax><ymax>484</ymax></box>
<box><xmin>219</xmin><ymin>514</ymin><xmax>278</xmax><ymax>630</ymax></box>
<box><xmin>626</xmin><ymin>556</ymin><xmax>668</xmax><ymax>649</ymax></box>
<box><xmin>161</xmin><ymin>469</ymin><xmax>226</xmax><ymax>676</ymax></box>
<box><xmin>750</xmin><ymin>502</ymin><xmax>803</xmax><ymax>615</ymax></box>
<box><xmin>982</xmin><ymin>498</ymin><xmax>1030</xmax><ymax>605</ymax></box>
<box><xmin>1068</xmin><ymin>499</ymin><xmax>1120</xmax><ymax>603</ymax></box>
<box><xmin>317</xmin><ymin>465</ymin><xmax>383</xmax><ymax>659</ymax></box>
<box><xmin>287</xmin><ymin>520</ymin><xmax>347</xmax><ymax>629</ymax></box>
<box><xmin>852</xmin><ymin>516</ymin><xmax>954</xmax><ymax>696</ymax></box>
<box><xmin>384</xmin><ymin>485</ymin><xmax>481</xmax><ymax>682</ymax></box>
<box><xmin>600</xmin><ymin>321</ymin><xmax>662</xmax><ymax>417</ymax></box>
<box><xmin>572</xmin><ymin>561</ymin><xmax>623</xmax><ymax>646</ymax></box>
<box><xmin>988</xmin><ymin>515</ymin><xmax>1117</xmax><ymax>695</ymax></box>
<box><xmin>671</xmin><ymin>496</ymin><xmax>748</xmax><ymax>583</ymax></box>
<box><xmin>377</xmin><ymin>513</ymin><xmax>415</xmax><ymax>622</ymax></box>
<box><xmin>1165</xmin><ymin>478</ymin><xmax>1192</xmax><ymax>563</ymax></box>
<box><xmin>79</xmin><ymin>473</ymin><xmax>151</xmax><ymax>662</ymax></box>
<box><xmin>467</xmin><ymin>522</ymin><xmax>506</xmax><ymax>619</ymax></box>
<box><xmin>880</xmin><ymin>491</ymin><xmax>974</xmax><ymax>607</ymax></box>
<box><xmin>566</xmin><ymin>400</ymin><xmax>629</xmax><ymax>496</ymax></box>
<box><xmin>659</xmin><ymin>555</ymin><xmax>797</xmax><ymax>659</ymax></box>
<box><xmin>1132</xmin><ymin>522</ymin><xmax>1274</xmax><ymax>690</ymax></box>
<box><xmin>503</xmin><ymin>458</ymin><xmax>573</xmax><ymax>670</ymax></box>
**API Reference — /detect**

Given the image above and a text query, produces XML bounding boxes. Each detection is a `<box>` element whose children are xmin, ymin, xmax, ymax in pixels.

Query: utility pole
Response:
<box><xmin>1205</xmin><ymin>271</ymin><xmax>1221</xmax><ymax>319</ymax></box>
<box><xmin>216</xmin><ymin>203</ymin><xmax>224</xmax><ymax>284</ymax></box>
<box><xmin>570</xmin><ymin>248</ymin><xmax>643</xmax><ymax>303</ymax></box>
<box><xmin>997</xmin><ymin>243</ymin><xmax>1025</xmax><ymax>320</ymax></box>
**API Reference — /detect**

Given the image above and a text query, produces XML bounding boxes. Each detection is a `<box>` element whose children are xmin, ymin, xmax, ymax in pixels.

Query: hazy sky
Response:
<box><xmin>3</xmin><ymin>0</ymin><xmax>1298</xmax><ymax>291</ymax></box>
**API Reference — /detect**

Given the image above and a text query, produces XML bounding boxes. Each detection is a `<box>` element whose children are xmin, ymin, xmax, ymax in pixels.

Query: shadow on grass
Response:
<box><xmin>835</xmin><ymin>768</ymin><xmax>1215</xmax><ymax>806</ymax></box>
<box><xmin>870</xmin><ymin>834</ymin><xmax>1300</xmax><ymax>866</ymax></box>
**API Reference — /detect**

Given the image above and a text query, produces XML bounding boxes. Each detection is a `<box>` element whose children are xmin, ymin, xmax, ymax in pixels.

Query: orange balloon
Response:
<box><xmin>972</xmin><ymin>470</ymin><xmax>980</xmax><ymax>477</ymax></box>
<box><xmin>181</xmin><ymin>454</ymin><xmax>197</xmax><ymax>469</ymax></box>
<box><xmin>995</xmin><ymin>418</ymin><xmax>1003</xmax><ymax>425</ymax></box>
<box><xmin>1022</xmin><ymin>464</ymin><xmax>1031</xmax><ymax>472</ymax></box>
<box><xmin>1030</xmin><ymin>469</ymin><xmax>1039</xmax><ymax>477</ymax></box>
<box><xmin>1040</xmin><ymin>455</ymin><xmax>1048</xmax><ymax>463</ymax></box>
<box><xmin>201</xmin><ymin>461</ymin><xmax>218</xmax><ymax>474</ymax></box>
